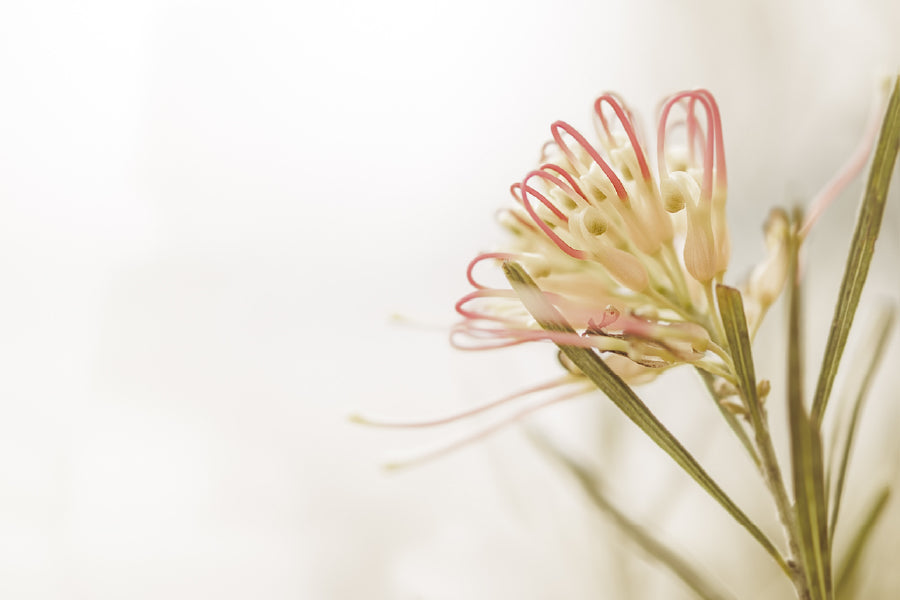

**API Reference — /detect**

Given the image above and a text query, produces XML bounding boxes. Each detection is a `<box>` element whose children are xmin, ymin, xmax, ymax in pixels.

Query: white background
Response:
<box><xmin>1</xmin><ymin>0</ymin><xmax>899</xmax><ymax>598</ymax></box>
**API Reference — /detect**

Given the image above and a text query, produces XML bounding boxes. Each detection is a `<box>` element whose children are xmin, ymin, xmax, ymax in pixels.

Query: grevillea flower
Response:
<box><xmin>355</xmin><ymin>86</ymin><xmax>884</xmax><ymax>468</ymax></box>
<box><xmin>453</xmin><ymin>90</ymin><xmax>780</xmax><ymax>388</ymax></box>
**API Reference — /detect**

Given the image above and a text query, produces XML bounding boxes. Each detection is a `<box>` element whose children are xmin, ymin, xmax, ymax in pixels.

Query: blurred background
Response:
<box><xmin>1</xmin><ymin>0</ymin><xmax>899</xmax><ymax>598</ymax></box>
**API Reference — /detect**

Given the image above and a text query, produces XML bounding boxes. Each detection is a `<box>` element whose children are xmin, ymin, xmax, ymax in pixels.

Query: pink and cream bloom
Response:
<box><xmin>453</xmin><ymin>90</ymin><xmax>771</xmax><ymax>387</ymax></box>
<box><xmin>356</xmin><ymin>87</ymin><xmax>881</xmax><ymax>467</ymax></box>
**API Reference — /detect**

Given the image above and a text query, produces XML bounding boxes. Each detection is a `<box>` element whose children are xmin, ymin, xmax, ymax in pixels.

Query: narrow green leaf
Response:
<box><xmin>835</xmin><ymin>487</ymin><xmax>891</xmax><ymax>598</ymax></box>
<box><xmin>715</xmin><ymin>286</ymin><xmax>772</xmax><ymax>447</ymax></box>
<box><xmin>502</xmin><ymin>261</ymin><xmax>789</xmax><ymax>576</ymax></box>
<box><xmin>828</xmin><ymin>305</ymin><xmax>895</xmax><ymax>544</ymax></box>
<box><xmin>786</xmin><ymin>211</ymin><xmax>832</xmax><ymax>600</ymax></box>
<box><xmin>811</xmin><ymin>76</ymin><xmax>900</xmax><ymax>426</ymax></box>
<box><xmin>527</xmin><ymin>429</ymin><xmax>736</xmax><ymax>600</ymax></box>
<box><xmin>717</xmin><ymin>285</ymin><xmax>812</xmax><ymax>596</ymax></box>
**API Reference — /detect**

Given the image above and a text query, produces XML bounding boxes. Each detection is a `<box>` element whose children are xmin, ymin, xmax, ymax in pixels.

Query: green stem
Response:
<box><xmin>716</xmin><ymin>285</ymin><xmax>811</xmax><ymax>599</ymax></box>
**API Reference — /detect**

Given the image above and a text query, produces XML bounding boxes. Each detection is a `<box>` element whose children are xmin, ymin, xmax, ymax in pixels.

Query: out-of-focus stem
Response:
<box><xmin>752</xmin><ymin>407</ymin><xmax>811</xmax><ymax>600</ymax></box>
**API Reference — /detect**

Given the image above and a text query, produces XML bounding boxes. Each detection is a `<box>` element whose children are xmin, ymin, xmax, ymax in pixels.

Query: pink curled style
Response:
<box><xmin>519</xmin><ymin>176</ymin><xmax>587</xmax><ymax>260</ymax></box>
<box><xmin>657</xmin><ymin>90</ymin><xmax>725</xmax><ymax>204</ymax></box>
<box><xmin>550</xmin><ymin>120</ymin><xmax>628</xmax><ymax>200</ymax></box>
<box><xmin>593</xmin><ymin>93</ymin><xmax>652</xmax><ymax>181</ymax></box>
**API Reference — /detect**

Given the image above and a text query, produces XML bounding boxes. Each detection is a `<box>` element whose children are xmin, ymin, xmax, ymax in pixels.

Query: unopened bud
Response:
<box><xmin>714</xmin><ymin>379</ymin><xmax>739</xmax><ymax>398</ymax></box>
<box><xmin>684</xmin><ymin>201</ymin><xmax>717</xmax><ymax>283</ymax></box>
<box><xmin>748</xmin><ymin>209</ymin><xmax>789</xmax><ymax>306</ymax></box>
<box><xmin>720</xmin><ymin>398</ymin><xmax>748</xmax><ymax>416</ymax></box>
<box><xmin>610</xmin><ymin>146</ymin><xmax>639</xmax><ymax>182</ymax></box>
<box><xmin>596</xmin><ymin>246</ymin><xmax>649</xmax><ymax>292</ymax></box>
<box><xmin>521</xmin><ymin>253</ymin><xmax>552</xmax><ymax>279</ymax></box>
<box><xmin>583</xmin><ymin>162</ymin><xmax>619</xmax><ymax>202</ymax></box>
<box><xmin>661</xmin><ymin>177</ymin><xmax>686</xmax><ymax>212</ymax></box>
<box><xmin>549</xmin><ymin>187</ymin><xmax>578</xmax><ymax>212</ymax></box>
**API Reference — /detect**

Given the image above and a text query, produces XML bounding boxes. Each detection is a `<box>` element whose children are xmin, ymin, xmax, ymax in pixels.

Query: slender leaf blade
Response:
<box><xmin>835</xmin><ymin>487</ymin><xmax>891</xmax><ymax>597</ymax></box>
<box><xmin>812</xmin><ymin>76</ymin><xmax>900</xmax><ymax>426</ymax></box>
<box><xmin>786</xmin><ymin>211</ymin><xmax>832</xmax><ymax>600</ymax></box>
<box><xmin>715</xmin><ymin>286</ymin><xmax>766</xmax><ymax>439</ymax></box>
<box><xmin>503</xmin><ymin>260</ymin><xmax>789</xmax><ymax>575</ymax></box>
<box><xmin>717</xmin><ymin>285</ymin><xmax>810</xmax><ymax>595</ymax></box>
<box><xmin>828</xmin><ymin>305</ymin><xmax>895</xmax><ymax>543</ymax></box>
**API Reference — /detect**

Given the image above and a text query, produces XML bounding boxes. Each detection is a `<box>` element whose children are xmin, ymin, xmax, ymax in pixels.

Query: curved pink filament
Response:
<box><xmin>455</xmin><ymin>289</ymin><xmax>525</xmax><ymax>324</ymax></box>
<box><xmin>682</xmin><ymin>96</ymin><xmax>696</xmax><ymax>164</ymax></box>
<box><xmin>355</xmin><ymin>376</ymin><xmax>578</xmax><ymax>429</ymax></box>
<box><xmin>386</xmin><ymin>386</ymin><xmax>590</xmax><ymax>469</ymax></box>
<box><xmin>550</xmin><ymin>120</ymin><xmax>628</xmax><ymax>200</ymax></box>
<box><xmin>539</xmin><ymin>139</ymin><xmax>558</xmax><ymax>163</ymax></box>
<box><xmin>539</xmin><ymin>163</ymin><xmax>589</xmax><ymax>201</ymax></box>
<box><xmin>457</xmin><ymin>285</ymin><xmax>596</xmax><ymax>327</ymax></box>
<box><xmin>449</xmin><ymin>324</ymin><xmax>534</xmax><ymax>351</ymax></box>
<box><xmin>800</xmin><ymin>92</ymin><xmax>886</xmax><ymax>239</ymax></box>
<box><xmin>519</xmin><ymin>177</ymin><xmax>568</xmax><ymax>222</ymax></box>
<box><xmin>665</xmin><ymin>90</ymin><xmax>727</xmax><ymax>189</ymax></box>
<box><xmin>693</xmin><ymin>89</ymin><xmax>727</xmax><ymax>188</ymax></box>
<box><xmin>477</xmin><ymin>324</ymin><xmax>626</xmax><ymax>350</ymax></box>
<box><xmin>509</xmin><ymin>182</ymin><xmax>524</xmax><ymax>204</ymax></box>
<box><xmin>594</xmin><ymin>99</ymin><xmax>615</xmax><ymax>148</ymax></box>
<box><xmin>519</xmin><ymin>181</ymin><xmax>586</xmax><ymax>259</ymax></box>
<box><xmin>449</xmin><ymin>321</ymin><xmax>553</xmax><ymax>351</ymax></box>
<box><xmin>658</xmin><ymin>91</ymin><xmax>716</xmax><ymax>203</ymax></box>
<box><xmin>525</xmin><ymin>169</ymin><xmax>584</xmax><ymax>207</ymax></box>
<box><xmin>495</xmin><ymin>207</ymin><xmax>538</xmax><ymax>233</ymax></box>
<box><xmin>662</xmin><ymin>115</ymin><xmax>707</xmax><ymax>167</ymax></box>
<box><xmin>594</xmin><ymin>94</ymin><xmax>652</xmax><ymax>181</ymax></box>
<box><xmin>466</xmin><ymin>252</ymin><xmax>520</xmax><ymax>289</ymax></box>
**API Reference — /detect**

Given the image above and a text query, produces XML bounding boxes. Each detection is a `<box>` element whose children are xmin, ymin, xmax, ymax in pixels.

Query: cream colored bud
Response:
<box><xmin>683</xmin><ymin>201</ymin><xmax>717</xmax><ymax>283</ymax></box>
<box><xmin>610</xmin><ymin>146</ymin><xmax>639</xmax><ymax>182</ymax></box>
<box><xmin>520</xmin><ymin>252</ymin><xmax>552</xmax><ymax>279</ymax></box>
<box><xmin>583</xmin><ymin>162</ymin><xmax>619</xmax><ymax>202</ymax></box>
<box><xmin>549</xmin><ymin>187</ymin><xmax>578</xmax><ymax>211</ymax></box>
<box><xmin>665</xmin><ymin>147</ymin><xmax>690</xmax><ymax>173</ymax></box>
<box><xmin>714</xmin><ymin>379</ymin><xmax>739</xmax><ymax>398</ymax></box>
<box><xmin>583</xmin><ymin>208</ymin><xmax>608</xmax><ymax>236</ymax></box>
<box><xmin>595</xmin><ymin>246</ymin><xmax>649</xmax><ymax>292</ymax></box>
<box><xmin>569</xmin><ymin>207</ymin><xmax>609</xmax><ymax>246</ymax></box>
<box><xmin>497</xmin><ymin>208</ymin><xmax>529</xmax><ymax>235</ymax></box>
<box><xmin>720</xmin><ymin>398</ymin><xmax>748</xmax><ymax>416</ymax></box>
<box><xmin>676</xmin><ymin>321</ymin><xmax>710</xmax><ymax>353</ymax></box>
<box><xmin>764</xmin><ymin>208</ymin><xmax>790</xmax><ymax>247</ymax></box>
<box><xmin>661</xmin><ymin>177</ymin><xmax>686</xmax><ymax>212</ymax></box>
<box><xmin>712</xmin><ymin>198</ymin><xmax>731</xmax><ymax>276</ymax></box>
<box><xmin>662</xmin><ymin>171</ymin><xmax>701</xmax><ymax>214</ymax></box>
<box><xmin>748</xmin><ymin>209</ymin><xmax>789</xmax><ymax>306</ymax></box>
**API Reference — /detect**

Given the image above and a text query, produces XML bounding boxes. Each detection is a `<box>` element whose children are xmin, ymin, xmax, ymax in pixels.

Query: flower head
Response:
<box><xmin>360</xmin><ymin>84</ymin><xmax>885</xmax><ymax>470</ymax></box>
<box><xmin>454</xmin><ymin>90</ymin><xmax>755</xmax><ymax>384</ymax></box>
